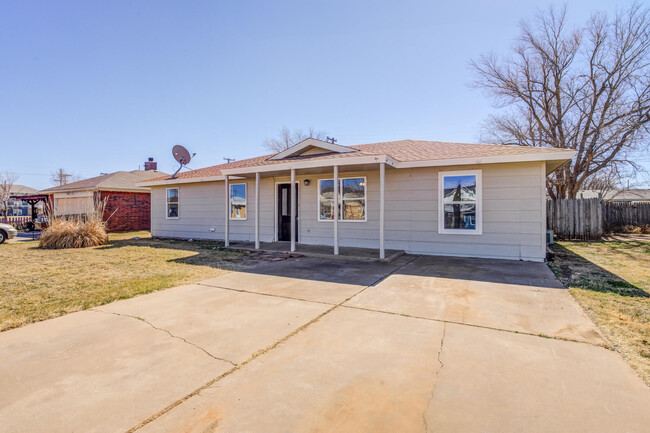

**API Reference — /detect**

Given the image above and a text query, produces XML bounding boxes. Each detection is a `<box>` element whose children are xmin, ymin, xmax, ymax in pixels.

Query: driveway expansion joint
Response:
<box><xmin>90</xmin><ymin>309</ymin><xmax>237</xmax><ymax>367</ymax></box>
<box><xmin>196</xmin><ymin>281</ymin><xmax>336</xmax><ymax>306</ymax></box>
<box><xmin>339</xmin><ymin>304</ymin><xmax>610</xmax><ymax>349</ymax></box>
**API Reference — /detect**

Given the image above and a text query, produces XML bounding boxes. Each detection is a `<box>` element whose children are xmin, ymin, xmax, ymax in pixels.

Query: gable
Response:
<box><xmin>268</xmin><ymin>138</ymin><xmax>359</xmax><ymax>160</ymax></box>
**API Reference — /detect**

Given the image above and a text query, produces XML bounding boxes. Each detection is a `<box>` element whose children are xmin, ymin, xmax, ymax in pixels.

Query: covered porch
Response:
<box><xmin>221</xmin><ymin>143</ymin><xmax>397</xmax><ymax>260</ymax></box>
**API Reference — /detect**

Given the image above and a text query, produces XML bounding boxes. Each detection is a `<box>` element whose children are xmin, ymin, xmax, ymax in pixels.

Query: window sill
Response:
<box><xmin>318</xmin><ymin>219</ymin><xmax>368</xmax><ymax>223</ymax></box>
<box><xmin>438</xmin><ymin>229</ymin><xmax>482</xmax><ymax>235</ymax></box>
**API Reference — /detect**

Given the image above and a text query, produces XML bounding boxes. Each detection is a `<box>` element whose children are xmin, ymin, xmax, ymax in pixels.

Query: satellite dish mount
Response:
<box><xmin>171</xmin><ymin>145</ymin><xmax>196</xmax><ymax>179</ymax></box>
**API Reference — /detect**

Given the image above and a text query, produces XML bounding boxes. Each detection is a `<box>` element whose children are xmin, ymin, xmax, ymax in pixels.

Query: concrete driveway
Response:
<box><xmin>1</xmin><ymin>255</ymin><xmax>648</xmax><ymax>432</ymax></box>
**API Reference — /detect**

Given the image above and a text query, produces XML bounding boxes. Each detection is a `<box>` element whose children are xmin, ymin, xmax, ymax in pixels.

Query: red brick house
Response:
<box><xmin>42</xmin><ymin>161</ymin><xmax>166</xmax><ymax>232</ymax></box>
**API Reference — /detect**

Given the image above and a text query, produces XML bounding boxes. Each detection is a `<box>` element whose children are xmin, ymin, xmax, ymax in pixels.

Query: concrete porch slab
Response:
<box><xmin>96</xmin><ymin>284</ymin><xmax>331</xmax><ymax>364</ymax></box>
<box><xmin>229</xmin><ymin>241</ymin><xmax>404</xmax><ymax>262</ymax></box>
<box><xmin>199</xmin><ymin>256</ymin><xmax>411</xmax><ymax>304</ymax></box>
<box><xmin>344</xmin><ymin>255</ymin><xmax>604</xmax><ymax>344</ymax></box>
<box><xmin>0</xmin><ymin>310</ymin><xmax>230</xmax><ymax>433</ymax></box>
<box><xmin>424</xmin><ymin>323</ymin><xmax>650</xmax><ymax>433</ymax></box>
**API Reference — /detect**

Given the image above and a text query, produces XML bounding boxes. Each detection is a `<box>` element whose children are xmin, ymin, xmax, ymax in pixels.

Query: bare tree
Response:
<box><xmin>0</xmin><ymin>172</ymin><xmax>19</xmax><ymax>223</ymax></box>
<box><xmin>263</xmin><ymin>126</ymin><xmax>327</xmax><ymax>153</ymax></box>
<box><xmin>471</xmin><ymin>3</ymin><xmax>650</xmax><ymax>198</ymax></box>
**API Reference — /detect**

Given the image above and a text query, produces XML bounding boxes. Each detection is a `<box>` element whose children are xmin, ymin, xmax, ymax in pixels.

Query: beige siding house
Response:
<box><xmin>140</xmin><ymin>139</ymin><xmax>575</xmax><ymax>262</ymax></box>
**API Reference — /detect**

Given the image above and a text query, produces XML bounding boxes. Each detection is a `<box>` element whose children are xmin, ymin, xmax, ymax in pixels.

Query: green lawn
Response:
<box><xmin>0</xmin><ymin>232</ymin><xmax>248</xmax><ymax>332</ymax></box>
<box><xmin>548</xmin><ymin>237</ymin><xmax>650</xmax><ymax>386</ymax></box>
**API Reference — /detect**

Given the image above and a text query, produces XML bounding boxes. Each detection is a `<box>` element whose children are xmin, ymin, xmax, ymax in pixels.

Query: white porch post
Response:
<box><xmin>224</xmin><ymin>175</ymin><xmax>230</xmax><ymax>247</ymax></box>
<box><xmin>379</xmin><ymin>162</ymin><xmax>385</xmax><ymax>259</ymax></box>
<box><xmin>255</xmin><ymin>172</ymin><xmax>260</xmax><ymax>250</ymax></box>
<box><xmin>333</xmin><ymin>165</ymin><xmax>339</xmax><ymax>255</ymax></box>
<box><xmin>290</xmin><ymin>168</ymin><xmax>296</xmax><ymax>252</ymax></box>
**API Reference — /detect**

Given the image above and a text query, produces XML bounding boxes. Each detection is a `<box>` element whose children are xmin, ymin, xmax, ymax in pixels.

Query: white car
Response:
<box><xmin>0</xmin><ymin>223</ymin><xmax>18</xmax><ymax>244</ymax></box>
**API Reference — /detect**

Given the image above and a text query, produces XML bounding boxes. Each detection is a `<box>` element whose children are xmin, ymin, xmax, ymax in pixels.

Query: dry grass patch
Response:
<box><xmin>549</xmin><ymin>240</ymin><xmax>650</xmax><ymax>386</ymax></box>
<box><xmin>0</xmin><ymin>232</ymin><xmax>248</xmax><ymax>331</ymax></box>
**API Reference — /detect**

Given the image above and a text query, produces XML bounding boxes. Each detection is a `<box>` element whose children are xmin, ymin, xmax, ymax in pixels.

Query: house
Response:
<box><xmin>4</xmin><ymin>185</ymin><xmax>40</xmax><ymax>217</ymax></box>
<box><xmin>138</xmin><ymin>139</ymin><xmax>575</xmax><ymax>262</ymax></box>
<box><xmin>42</xmin><ymin>159</ymin><xmax>167</xmax><ymax>232</ymax></box>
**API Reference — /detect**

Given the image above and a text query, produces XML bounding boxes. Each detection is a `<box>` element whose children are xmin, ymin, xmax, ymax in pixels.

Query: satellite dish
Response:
<box><xmin>171</xmin><ymin>145</ymin><xmax>196</xmax><ymax>178</ymax></box>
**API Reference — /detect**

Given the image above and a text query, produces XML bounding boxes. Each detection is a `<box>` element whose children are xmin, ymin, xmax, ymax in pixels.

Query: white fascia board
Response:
<box><xmin>269</xmin><ymin>138</ymin><xmax>358</xmax><ymax>160</ymax></box>
<box><xmin>395</xmin><ymin>150</ymin><xmax>576</xmax><ymax>169</ymax></box>
<box><xmin>222</xmin><ymin>154</ymin><xmax>391</xmax><ymax>175</ymax></box>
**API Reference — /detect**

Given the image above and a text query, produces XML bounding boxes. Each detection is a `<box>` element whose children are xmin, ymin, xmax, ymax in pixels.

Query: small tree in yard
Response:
<box><xmin>472</xmin><ymin>3</ymin><xmax>650</xmax><ymax>199</ymax></box>
<box><xmin>263</xmin><ymin>126</ymin><xmax>327</xmax><ymax>153</ymax></box>
<box><xmin>0</xmin><ymin>172</ymin><xmax>18</xmax><ymax>223</ymax></box>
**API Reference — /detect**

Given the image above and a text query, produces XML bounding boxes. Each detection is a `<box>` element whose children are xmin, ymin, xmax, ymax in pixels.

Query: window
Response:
<box><xmin>230</xmin><ymin>183</ymin><xmax>247</xmax><ymax>220</ymax></box>
<box><xmin>438</xmin><ymin>170</ymin><xmax>481</xmax><ymax>234</ymax></box>
<box><xmin>318</xmin><ymin>177</ymin><xmax>366</xmax><ymax>221</ymax></box>
<box><xmin>166</xmin><ymin>188</ymin><xmax>179</xmax><ymax>219</ymax></box>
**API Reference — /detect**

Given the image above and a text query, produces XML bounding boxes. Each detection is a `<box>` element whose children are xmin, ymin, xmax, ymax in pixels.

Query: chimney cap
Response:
<box><xmin>148</xmin><ymin>157</ymin><xmax>154</xmax><ymax>161</ymax></box>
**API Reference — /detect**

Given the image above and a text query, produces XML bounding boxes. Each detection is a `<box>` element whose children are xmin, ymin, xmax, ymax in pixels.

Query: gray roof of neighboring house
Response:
<box><xmin>604</xmin><ymin>189</ymin><xmax>650</xmax><ymax>201</ymax></box>
<box><xmin>9</xmin><ymin>184</ymin><xmax>40</xmax><ymax>195</ymax></box>
<box><xmin>41</xmin><ymin>170</ymin><xmax>168</xmax><ymax>193</ymax></box>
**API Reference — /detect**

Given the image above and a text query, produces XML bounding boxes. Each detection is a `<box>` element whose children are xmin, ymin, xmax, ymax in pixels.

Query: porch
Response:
<box><xmin>221</xmin><ymin>143</ymin><xmax>396</xmax><ymax>260</ymax></box>
<box><xmin>228</xmin><ymin>241</ymin><xmax>404</xmax><ymax>263</ymax></box>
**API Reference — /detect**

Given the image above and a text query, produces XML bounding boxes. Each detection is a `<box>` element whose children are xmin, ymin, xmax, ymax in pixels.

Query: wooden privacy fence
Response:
<box><xmin>602</xmin><ymin>201</ymin><xmax>650</xmax><ymax>232</ymax></box>
<box><xmin>546</xmin><ymin>198</ymin><xmax>602</xmax><ymax>240</ymax></box>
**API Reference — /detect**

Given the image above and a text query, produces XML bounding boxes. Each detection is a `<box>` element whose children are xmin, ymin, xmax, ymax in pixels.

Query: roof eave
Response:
<box><xmin>140</xmin><ymin>150</ymin><xmax>576</xmax><ymax>185</ymax></box>
<box><xmin>396</xmin><ymin>150</ymin><xmax>576</xmax><ymax>170</ymax></box>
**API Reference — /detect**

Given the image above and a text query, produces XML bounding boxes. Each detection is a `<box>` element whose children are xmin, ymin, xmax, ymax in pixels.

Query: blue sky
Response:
<box><xmin>2</xmin><ymin>0</ymin><xmax>645</xmax><ymax>189</ymax></box>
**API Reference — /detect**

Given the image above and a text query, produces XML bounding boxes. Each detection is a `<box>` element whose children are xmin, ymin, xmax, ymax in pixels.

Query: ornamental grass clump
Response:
<box><xmin>39</xmin><ymin>198</ymin><xmax>110</xmax><ymax>249</ymax></box>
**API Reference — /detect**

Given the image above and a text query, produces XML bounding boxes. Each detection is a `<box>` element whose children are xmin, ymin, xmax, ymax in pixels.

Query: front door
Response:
<box><xmin>277</xmin><ymin>183</ymin><xmax>298</xmax><ymax>241</ymax></box>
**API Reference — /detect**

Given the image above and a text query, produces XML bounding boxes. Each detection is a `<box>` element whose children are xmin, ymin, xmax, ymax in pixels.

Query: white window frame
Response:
<box><xmin>229</xmin><ymin>183</ymin><xmax>247</xmax><ymax>221</ymax></box>
<box><xmin>438</xmin><ymin>170</ymin><xmax>482</xmax><ymax>235</ymax></box>
<box><xmin>317</xmin><ymin>176</ymin><xmax>367</xmax><ymax>223</ymax></box>
<box><xmin>166</xmin><ymin>187</ymin><xmax>179</xmax><ymax>220</ymax></box>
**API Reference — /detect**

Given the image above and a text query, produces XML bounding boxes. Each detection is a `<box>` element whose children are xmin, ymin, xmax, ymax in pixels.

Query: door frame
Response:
<box><xmin>274</xmin><ymin>181</ymin><xmax>300</xmax><ymax>242</ymax></box>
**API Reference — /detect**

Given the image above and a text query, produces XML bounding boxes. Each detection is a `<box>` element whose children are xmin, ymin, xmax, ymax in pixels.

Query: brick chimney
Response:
<box><xmin>144</xmin><ymin>157</ymin><xmax>157</xmax><ymax>171</ymax></box>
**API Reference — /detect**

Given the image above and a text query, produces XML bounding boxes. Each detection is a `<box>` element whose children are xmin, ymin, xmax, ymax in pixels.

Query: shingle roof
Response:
<box><xmin>604</xmin><ymin>189</ymin><xmax>650</xmax><ymax>201</ymax></box>
<box><xmin>41</xmin><ymin>170</ymin><xmax>168</xmax><ymax>193</ymax></box>
<box><xmin>9</xmin><ymin>184</ymin><xmax>39</xmax><ymax>195</ymax></box>
<box><xmin>147</xmin><ymin>139</ymin><xmax>571</xmax><ymax>182</ymax></box>
<box><xmin>351</xmin><ymin>140</ymin><xmax>566</xmax><ymax>160</ymax></box>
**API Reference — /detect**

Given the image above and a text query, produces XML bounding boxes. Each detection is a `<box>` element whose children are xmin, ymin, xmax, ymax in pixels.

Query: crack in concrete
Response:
<box><xmin>127</xmin><ymin>254</ymin><xmax>420</xmax><ymax>432</ymax></box>
<box><xmin>423</xmin><ymin>322</ymin><xmax>446</xmax><ymax>432</ymax></box>
<box><xmin>90</xmin><ymin>309</ymin><xmax>237</xmax><ymax>367</ymax></box>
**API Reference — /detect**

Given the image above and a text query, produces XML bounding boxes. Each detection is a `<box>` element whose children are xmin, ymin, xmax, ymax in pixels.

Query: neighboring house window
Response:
<box><xmin>438</xmin><ymin>170</ymin><xmax>481</xmax><ymax>234</ymax></box>
<box><xmin>230</xmin><ymin>183</ymin><xmax>247</xmax><ymax>220</ymax></box>
<box><xmin>166</xmin><ymin>188</ymin><xmax>179</xmax><ymax>219</ymax></box>
<box><xmin>318</xmin><ymin>177</ymin><xmax>367</xmax><ymax>221</ymax></box>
